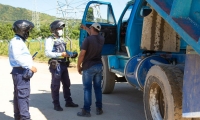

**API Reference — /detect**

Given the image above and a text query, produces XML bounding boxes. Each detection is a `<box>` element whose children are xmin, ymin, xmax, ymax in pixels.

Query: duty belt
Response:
<box><xmin>50</xmin><ymin>58</ymin><xmax>66</xmax><ymax>63</ymax></box>
<box><xmin>11</xmin><ymin>67</ymin><xmax>25</xmax><ymax>74</ymax></box>
<box><xmin>13</xmin><ymin>67</ymin><xmax>24</xmax><ymax>70</ymax></box>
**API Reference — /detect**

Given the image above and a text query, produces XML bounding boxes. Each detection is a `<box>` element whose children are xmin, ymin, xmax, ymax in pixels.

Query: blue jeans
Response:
<box><xmin>82</xmin><ymin>64</ymin><xmax>103</xmax><ymax>112</ymax></box>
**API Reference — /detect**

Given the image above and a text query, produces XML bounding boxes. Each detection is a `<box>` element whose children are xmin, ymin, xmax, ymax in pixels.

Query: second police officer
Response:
<box><xmin>45</xmin><ymin>20</ymin><xmax>78</xmax><ymax>111</ymax></box>
<box><xmin>9</xmin><ymin>20</ymin><xmax>37</xmax><ymax>120</ymax></box>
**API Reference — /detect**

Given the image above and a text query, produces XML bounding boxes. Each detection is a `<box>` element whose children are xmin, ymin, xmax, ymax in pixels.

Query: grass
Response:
<box><xmin>0</xmin><ymin>39</ymin><xmax>80</xmax><ymax>65</ymax></box>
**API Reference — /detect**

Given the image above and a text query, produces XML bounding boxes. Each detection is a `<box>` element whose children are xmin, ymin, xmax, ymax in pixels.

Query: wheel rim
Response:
<box><xmin>149</xmin><ymin>82</ymin><xmax>165</xmax><ymax>120</ymax></box>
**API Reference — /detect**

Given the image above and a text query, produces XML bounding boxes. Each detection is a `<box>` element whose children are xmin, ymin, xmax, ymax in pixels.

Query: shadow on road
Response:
<box><xmin>8</xmin><ymin>83</ymin><xmax>145</xmax><ymax>120</ymax></box>
<box><xmin>0</xmin><ymin>112</ymin><xmax>13</xmax><ymax>120</ymax></box>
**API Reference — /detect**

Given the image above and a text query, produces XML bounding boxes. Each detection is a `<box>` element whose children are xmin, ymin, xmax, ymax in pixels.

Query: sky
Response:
<box><xmin>0</xmin><ymin>0</ymin><xmax>130</xmax><ymax>21</ymax></box>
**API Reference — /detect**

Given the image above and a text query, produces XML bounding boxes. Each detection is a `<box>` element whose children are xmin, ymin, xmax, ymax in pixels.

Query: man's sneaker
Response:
<box><xmin>77</xmin><ymin>108</ymin><xmax>91</xmax><ymax>117</ymax></box>
<box><xmin>65</xmin><ymin>102</ymin><xmax>78</xmax><ymax>107</ymax></box>
<box><xmin>54</xmin><ymin>105</ymin><xmax>63</xmax><ymax>111</ymax></box>
<box><xmin>96</xmin><ymin>108</ymin><xmax>103</xmax><ymax>115</ymax></box>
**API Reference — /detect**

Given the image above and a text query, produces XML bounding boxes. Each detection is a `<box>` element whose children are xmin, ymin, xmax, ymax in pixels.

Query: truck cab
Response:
<box><xmin>80</xmin><ymin>0</ymin><xmax>187</xmax><ymax>91</ymax></box>
<box><xmin>80</xmin><ymin>0</ymin><xmax>200</xmax><ymax>119</ymax></box>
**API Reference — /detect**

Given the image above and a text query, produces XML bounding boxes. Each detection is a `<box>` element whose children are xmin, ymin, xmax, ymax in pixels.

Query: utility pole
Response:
<box><xmin>32</xmin><ymin>0</ymin><xmax>40</xmax><ymax>30</ymax></box>
<box><xmin>56</xmin><ymin>0</ymin><xmax>90</xmax><ymax>40</ymax></box>
<box><xmin>56</xmin><ymin>0</ymin><xmax>69</xmax><ymax>35</ymax></box>
<box><xmin>56</xmin><ymin>0</ymin><xmax>71</xmax><ymax>50</ymax></box>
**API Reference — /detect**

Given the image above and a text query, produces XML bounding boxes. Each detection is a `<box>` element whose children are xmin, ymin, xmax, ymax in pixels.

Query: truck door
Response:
<box><xmin>79</xmin><ymin>1</ymin><xmax>117</xmax><ymax>55</ymax></box>
<box><xmin>118</xmin><ymin>5</ymin><xmax>133</xmax><ymax>54</ymax></box>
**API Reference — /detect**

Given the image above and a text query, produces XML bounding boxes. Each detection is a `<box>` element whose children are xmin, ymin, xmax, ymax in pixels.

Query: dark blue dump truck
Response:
<box><xmin>79</xmin><ymin>0</ymin><xmax>200</xmax><ymax>119</ymax></box>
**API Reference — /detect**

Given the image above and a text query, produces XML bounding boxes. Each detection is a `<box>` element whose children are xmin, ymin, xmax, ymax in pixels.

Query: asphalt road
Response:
<box><xmin>0</xmin><ymin>56</ymin><xmax>145</xmax><ymax>120</ymax></box>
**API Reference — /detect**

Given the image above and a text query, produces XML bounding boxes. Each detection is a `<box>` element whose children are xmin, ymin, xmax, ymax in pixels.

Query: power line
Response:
<box><xmin>32</xmin><ymin>0</ymin><xmax>40</xmax><ymax>30</ymax></box>
<box><xmin>56</xmin><ymin>0</ymin><xmax>90</xmax><ymax>44</ymax></box>
<box><xmin>41</xmin><ymin>7</ymin><xmax>57</xmax><ymax>13</ymax></box>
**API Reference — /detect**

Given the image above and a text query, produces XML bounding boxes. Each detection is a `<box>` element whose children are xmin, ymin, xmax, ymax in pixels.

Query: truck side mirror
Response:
<box><xmin>140</xmin><ymin>6</ymin><xmax>152</xmax><ymax>17</ymax></box>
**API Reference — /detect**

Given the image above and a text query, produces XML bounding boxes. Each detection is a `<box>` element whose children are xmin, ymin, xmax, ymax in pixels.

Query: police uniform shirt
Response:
<box><xmin>45</xmin><ymin>36</ymin><xmax>65</xmax><ymax>58</ymax></box>
<box><xmin>8</xmin><ymin>35</ymin><xmax>33</xmax><ymax>69</ymax></box>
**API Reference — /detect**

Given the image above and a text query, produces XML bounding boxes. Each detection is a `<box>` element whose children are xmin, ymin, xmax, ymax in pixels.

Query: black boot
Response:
<box><xmin>96</xmin><ymin>108</ymin><xmax>103</xmax><ymax>115</ymax></box>
<box><xmin>54</xmin><ymin>105</ymin><xmax>63</xmax><ymax>111</ymax></box>
<box><xmin>14</xmin><ymin>118</ymin><xmax>20</xmax><ymax>120</ymax></box>
<box><xmin>65</xmin><ymin>102</ymin><xmax>78</xmax><ymax>107</ymax></box>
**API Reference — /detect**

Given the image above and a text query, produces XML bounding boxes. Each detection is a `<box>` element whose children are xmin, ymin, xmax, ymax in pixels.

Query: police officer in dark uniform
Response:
<box><xmin>45</xmin><ymin>20</ymin><xmax>78</xmax><ymax>111</ymax></box>
<box><xmin>8</xmin><ymin>20</ymin><xmax>37</xmax><ymax>120</ymax></box>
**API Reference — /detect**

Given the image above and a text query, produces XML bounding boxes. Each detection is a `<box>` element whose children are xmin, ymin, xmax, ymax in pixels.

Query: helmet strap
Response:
<box><xmin>53</xmin><ymin>31</ymin><xmax>60</xmax><ymax>38</ymax></box>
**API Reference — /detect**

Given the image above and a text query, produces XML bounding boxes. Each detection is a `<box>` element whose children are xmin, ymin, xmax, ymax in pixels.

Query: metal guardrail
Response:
<box><xmin>27</xmin><ymin>39</ymin><xmax>45</xmax><ymax>51</ymax></box>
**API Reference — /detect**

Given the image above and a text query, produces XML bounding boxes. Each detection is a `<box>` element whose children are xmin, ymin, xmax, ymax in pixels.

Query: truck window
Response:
<box><xmin>122</xmin><ymin>6</ymin><xmax>132</xmax><ymax>22</ymax></box>
<box><xmin>86</xmin><ymin>4</ymin><xmax>115</xmax><ymax>24</ymax></box>
<box><xmin>120</xmin><ymin>5</ymin><xmax>133</xmax><ymax>53</ymax></box>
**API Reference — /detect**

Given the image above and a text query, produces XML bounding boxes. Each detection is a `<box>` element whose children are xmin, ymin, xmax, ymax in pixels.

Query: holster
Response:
<box><xmin>48</xmin><ymin>59</ymin><xmax>59</xmax><ymax>69</ymax></box>
<box><xmin>23</xmin><ymin>69</ymin><xmax>34</xmax><ymax>80</ymax></box>
<box><xmin>48</xmin><ymin>59</ymin><xmax>62</xmax><ymax>79</ymax></box>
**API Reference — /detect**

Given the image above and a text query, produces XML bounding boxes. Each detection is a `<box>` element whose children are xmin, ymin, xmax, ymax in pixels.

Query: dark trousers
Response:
<box><xmin>11</xmin><ymin>68</ymin><xmax>30</xmax><ymax>120</ymax></box>
<box><xmin>50</xmin><ymin>63</ymin><xmax>72</xmax><ymax>106</ymax></box>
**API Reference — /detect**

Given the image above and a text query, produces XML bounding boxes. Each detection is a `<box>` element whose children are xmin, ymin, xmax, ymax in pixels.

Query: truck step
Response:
<box><xmin>110</xmin><ymin>68</ymin><xmax>124</xmax><ymax>76</ymax></box>
<box><xmin>108</xmin><ymin>55</ymin><xmax>129</xmax><ymax>70</ymax></box>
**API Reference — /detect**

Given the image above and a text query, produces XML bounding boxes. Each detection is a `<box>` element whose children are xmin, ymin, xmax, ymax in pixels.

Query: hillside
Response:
<box><xmin>0</xmin><ymin>3</ymin><xmax>56</xmax><ymax>24</ymax></box>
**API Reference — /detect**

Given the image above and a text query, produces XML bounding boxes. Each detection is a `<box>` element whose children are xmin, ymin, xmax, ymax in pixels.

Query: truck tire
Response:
<box><xmin>101</xmin><ymin>56</ymin><xmax>116</xmax><ymax>94</ymax></box>
<box><xmin>144</xmin><ymin>65</ymin><xmax>191</xmax><ymax>120</ymax></box>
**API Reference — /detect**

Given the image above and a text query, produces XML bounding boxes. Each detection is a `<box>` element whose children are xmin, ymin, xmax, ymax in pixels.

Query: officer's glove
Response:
<box><xmin>66</xmin><ymin>50</ymin><xmax>73</xmax><ymax>57</ymax></box>
<box><xmin>66</xmin><ymin>50</ymin><xmax>78</xmax><ymax>58</ymax></box>
<box><xmin>71</xmin><ymin>52</ymin><xmax>78</xmax><ymax>58</ymax></box>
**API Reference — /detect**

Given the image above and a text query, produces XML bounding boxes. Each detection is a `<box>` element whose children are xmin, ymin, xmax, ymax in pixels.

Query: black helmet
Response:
<box><xmin>13</xmin><ymin>20</ymin><xmax>34</xmax><ymax>39</ymax></box>
<box><xmin>50</xmin><ymin>20</ymin><xmax>65</xmax><ymax>34</ymax></box>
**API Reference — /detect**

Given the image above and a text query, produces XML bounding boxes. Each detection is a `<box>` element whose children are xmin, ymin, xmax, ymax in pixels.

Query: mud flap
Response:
<box><xmin>183</xmin><ymin>54</ymin><xmax>200</xmax><ymax>118</ymax></box>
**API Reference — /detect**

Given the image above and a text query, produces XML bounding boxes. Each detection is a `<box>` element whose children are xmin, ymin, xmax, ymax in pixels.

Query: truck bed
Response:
<box><xmin>146</xmin><ymin>0</ymin><xmax>200</xmax><ymax>54</ymax></box>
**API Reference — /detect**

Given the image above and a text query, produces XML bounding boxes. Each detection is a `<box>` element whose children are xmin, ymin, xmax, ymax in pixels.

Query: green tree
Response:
<box><xmin>86</xmin><ymin>7</ymin><xmax>94</xmax><ymax>22</ymax></box>
<box><xmin>29</xmin><ymin>28</ymin><xmax>39</xmax><ymax>40</ymax></box>
<box><xmin>39</xmin><ymin>25</ymin><xmax>51</xmax><ymax>39</ymax></box>
<box><xmin>0</xmin><ymin>23</ymin><xmax>14</xmax><ymax>40</ymax></box>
